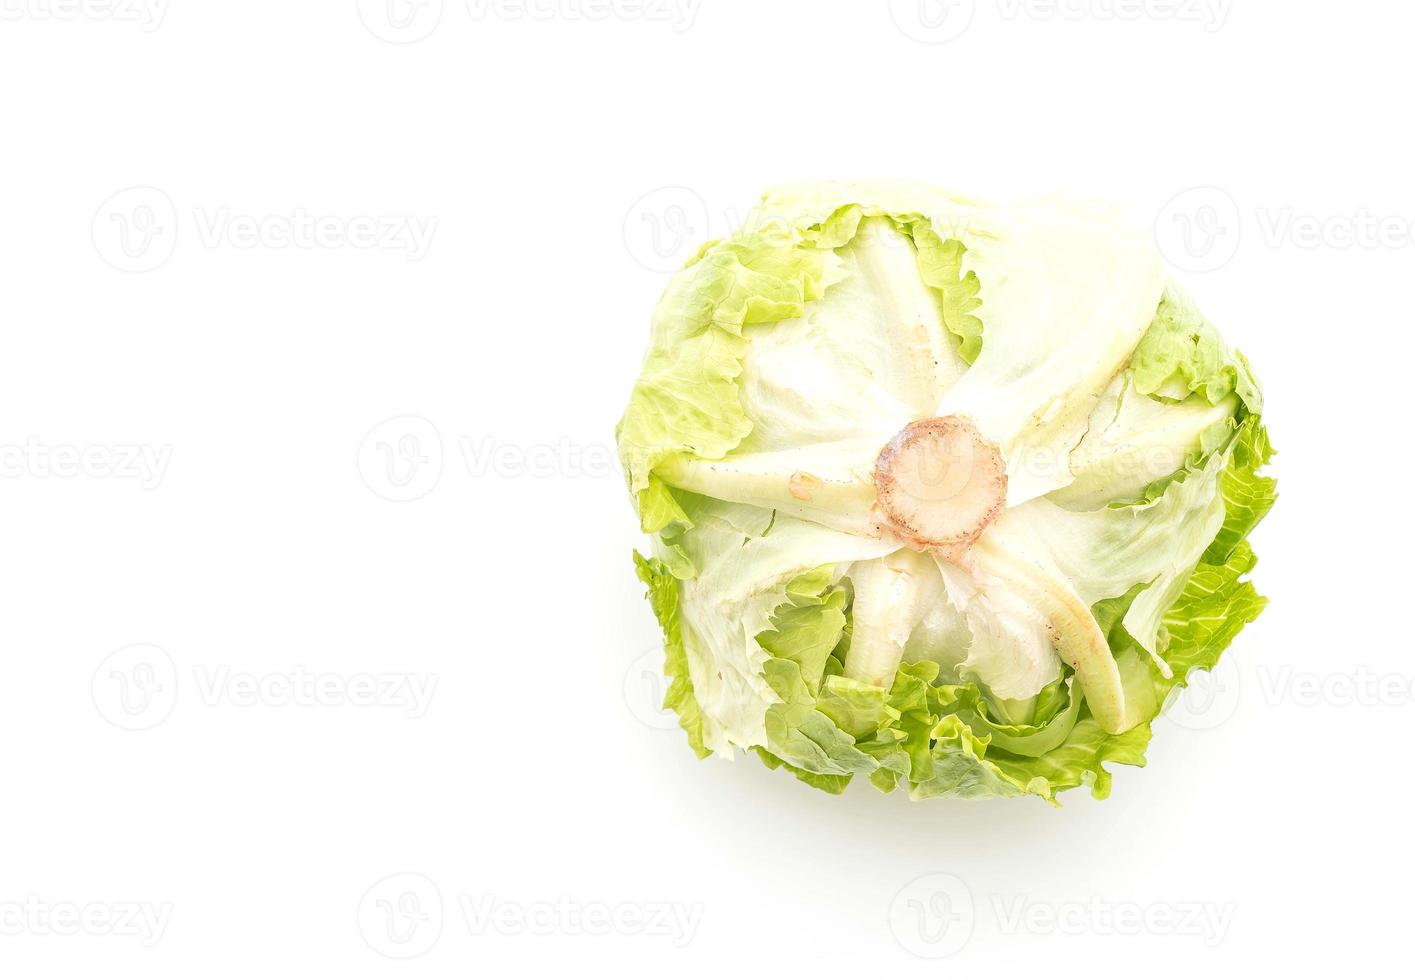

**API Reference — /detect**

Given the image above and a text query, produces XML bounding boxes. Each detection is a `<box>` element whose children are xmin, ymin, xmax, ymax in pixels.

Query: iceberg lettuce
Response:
<box><xmin>620</xmin><ymin>181</ymin><xmax>1275</xmax><ymax>803</ymax></box>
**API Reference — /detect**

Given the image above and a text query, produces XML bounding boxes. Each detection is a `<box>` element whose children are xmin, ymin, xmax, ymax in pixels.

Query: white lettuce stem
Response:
<box><xmin>972</xmin><ymin>539</ymin><xmax>1145</xmax><ymax>735</ymax></box>
<box><xmin>1054</xmin><ymin>382</ymin><xmax>1239</xmax><ymax>508</ymax></box>
<box><xmin>847</xmin><ymin>217</ymin><xmax>954</xmax><ymax>415</ymax></box>
<box><xmin>843</xmin><ymin>551</ymin><xmax>927</xmax><ymax>688</ymax></box>
<box><xmin>657</xmin><ymin>442</ymin><xmax>882</xmax><ymax>537</ymax></box>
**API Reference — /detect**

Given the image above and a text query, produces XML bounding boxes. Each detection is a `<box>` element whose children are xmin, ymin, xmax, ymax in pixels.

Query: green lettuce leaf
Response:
<box><xmin>1203</xmin><ymin>416</ymin><xmax>1277</xmax><ymax>564</ymax></box>
<box><xmin>906</xmin><ymin>219</ymin><xmax>984</xmax><ymax>362</ymax></box>
<box><xmin>744</xmin><ymin>569</ymin><xmax>1162</xmax><ymax>803</ymax></box>
<box><xmin>617</xmin><ymin>223</ymin><xmax>847</xmax><ymax>523</ymax></box>
<box><xmin>985</xmin><ymin>717</ymin><xmax>1152</xmax><ymax>801</ymax></box>
<box><xmin>1132</xmin><ymin>286</ymin><xmax>1263</xmax><ymax>413</ymax></box>
<box><xmin>635</xmin><ymin>552</ymin><xmax>708</xmax><ymax>759</ymax></box>
<box><xmin>1163</xmin><ymin>540</ymin><xmax>1269</xmax><ymax>682</ymax></box>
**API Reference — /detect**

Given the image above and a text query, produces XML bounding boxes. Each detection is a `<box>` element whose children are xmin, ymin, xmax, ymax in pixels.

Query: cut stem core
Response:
<box><xmin>872</xmin><ymin>416</ymin><xmax>1007</xmax><ymax>553</ymax></box>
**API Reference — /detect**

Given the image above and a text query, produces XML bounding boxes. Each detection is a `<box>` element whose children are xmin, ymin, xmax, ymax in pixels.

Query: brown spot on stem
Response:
<box><xmin>787</xmin><ymin>472</ymin><xmax>822</xmax><ymax>501</ymax></box>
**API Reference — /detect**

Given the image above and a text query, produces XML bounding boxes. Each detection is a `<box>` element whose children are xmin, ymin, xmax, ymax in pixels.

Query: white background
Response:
<box><xmin>0</xmin><ymin>0</ymin><xmax>1407</xmax><ymax>975</ymax></box>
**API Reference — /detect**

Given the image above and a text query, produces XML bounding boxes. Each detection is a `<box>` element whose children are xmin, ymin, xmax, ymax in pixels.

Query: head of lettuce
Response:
<box><xmin>617</xmin><ymin>181</ymin><xmax>1275</xmax><ymax>803</ymax></box>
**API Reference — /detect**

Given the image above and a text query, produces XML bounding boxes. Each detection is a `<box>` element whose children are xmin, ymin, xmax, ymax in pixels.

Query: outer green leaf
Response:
<box><xmin>1203</xmin><ymin>417</ymin><xmax>1277</xmax><ymax>564</ymax></box>
<box><xmin>907</xmin><ymin>220</ymin><xmax>984</xmax><ymax>362</ymax></box>
<box><xmin>959</xmin><ymin>680</ymin><xmax>1084</xmax><ymax>758</ymax></box>
<box><xmin>1163</xmin><ymin>540</ymin><xmax>1269</xmax><ymax>681</ymax></box>
<box><xmin>1132</xmin><ymin>286</ymin><xmax>1263</xmax><ymax>412</ymax></box>
<box><xmin>815</xmin><ymin>674</ymin><xmax>893</xmax><ymax>740</ymax></box>
<box><xmin>987</xmin><ymin>717</ymin><xmax>1152</xmax><ymax>802</ymax></box>
<box><xmin>617</xmin><ymin>225</ymin><xmax>846</xmax><ymax>512</ymax></box>
<box><xmin>634</xmin><ymin>552</ymin><xmax>708</xmax><ymax>759</ymax></box>
<box><xmin>755</xmin><ymin>568</ymin><xmax>848</xmax><ymax>696</ymax></box>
